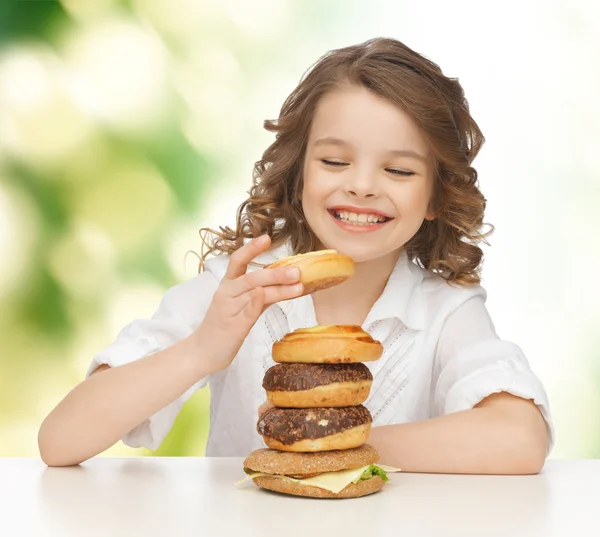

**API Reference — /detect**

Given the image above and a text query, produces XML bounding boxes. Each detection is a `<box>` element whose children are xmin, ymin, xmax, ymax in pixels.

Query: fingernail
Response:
<box><xmin>256</xmin><ymin>234</ymin><xmax>269</xmax><ymax>245</ymax></box>
<box><xmin>293</xmin><ymin>283</ymin><xmax>303</xmax><ymax>293</ymax></box>
<box><xmin>286</xmin><ymin>268</ymin><xmax>300</xmax><ymax>279</ymax></box>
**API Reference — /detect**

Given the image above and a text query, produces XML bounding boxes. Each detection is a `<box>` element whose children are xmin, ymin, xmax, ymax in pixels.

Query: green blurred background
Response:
<box><xmin>1</xmin><ymin>0</ymin><xmax>598</xmax><ymax>459</ymax></box>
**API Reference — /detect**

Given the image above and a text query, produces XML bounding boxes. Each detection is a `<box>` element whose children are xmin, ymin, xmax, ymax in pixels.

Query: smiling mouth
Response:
<box><xmin>328</xmin><ymin>209</ymin><xmax>393</xmax><ymax>226</ymax></box>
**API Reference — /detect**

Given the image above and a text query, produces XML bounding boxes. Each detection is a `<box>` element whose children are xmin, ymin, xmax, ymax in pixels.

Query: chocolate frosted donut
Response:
<box><xmin>257</xmin><ymin>406</ymin><xmax>372</xmax><ymax>452</ymax></box>
<box><xmin>262</xmin><ymin>363</ymin><xmax>373</xmax><ymax>408</ymax></box>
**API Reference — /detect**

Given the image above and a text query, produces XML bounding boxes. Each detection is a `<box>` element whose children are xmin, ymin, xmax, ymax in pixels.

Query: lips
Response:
<box><xmin>327</xmin><ymin>206</ymin><xmax>394</xmax><ymax>228</ymax></box>
<box><xmin>326</xmin><ymin>207</ymin><xmax>394</xmax><ymax>233</ymax></box>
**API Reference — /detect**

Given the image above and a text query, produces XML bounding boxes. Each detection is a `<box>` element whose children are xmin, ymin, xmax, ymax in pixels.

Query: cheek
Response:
<box><xmin>301</xmin><ymin>167</ymin><xmax>330</xmax><ymax>208</ymax></box>
<box><xmin>394</xmin><ymin>183</ymin><xmax>432</xmax><ymax>213</ymax></box>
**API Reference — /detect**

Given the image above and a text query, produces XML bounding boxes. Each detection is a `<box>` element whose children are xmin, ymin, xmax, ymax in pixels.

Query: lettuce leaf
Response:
<box><xmin>353</xmin><ymin>464</ymin><xmax>390</xmax><ymax>484</ymax></box>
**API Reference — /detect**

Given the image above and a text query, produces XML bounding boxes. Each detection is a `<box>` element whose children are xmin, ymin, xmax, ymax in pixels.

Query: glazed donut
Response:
<box><xmin>272</xmin><ymin>325</ymin><xmax>383</xmax><ymax>364</ymax></box>
<box><xmin>265</xmin><ymin>249</ymin><xmax>354</xmax><ymax>295</ymax></box>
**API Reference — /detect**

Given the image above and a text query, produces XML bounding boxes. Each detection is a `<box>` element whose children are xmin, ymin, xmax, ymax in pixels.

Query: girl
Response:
<box><xmin>38</xmin><ymin>37</ymin><xmax>552</xmax><ymax>473</ymax></box>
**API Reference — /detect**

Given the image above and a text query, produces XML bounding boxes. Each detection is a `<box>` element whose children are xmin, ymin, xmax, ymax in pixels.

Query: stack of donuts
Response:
<box><xmin>240</xmin><ymin>249</ymin><xmax>399</xmax><ymax>499</ymax></box>
<box><xmin>257</xmin><ymin>324</ymin><xmax>383</xmax><ymax>452</ymax></box>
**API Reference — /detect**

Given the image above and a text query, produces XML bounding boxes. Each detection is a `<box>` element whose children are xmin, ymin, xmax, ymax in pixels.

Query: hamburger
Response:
<box><xmin>265</xmin><ymin>249</ymin><xmax>355</xmax><ymax>296</ymax></box>
<box><xmin>272</xmin><ymin>325</ymin><xmax>384</xmax><ymax>364</ymax></box>
<box><xmin>238</xmin><ymin>444</ymin><xmax>400</xmax><ymax>499</ymax></box>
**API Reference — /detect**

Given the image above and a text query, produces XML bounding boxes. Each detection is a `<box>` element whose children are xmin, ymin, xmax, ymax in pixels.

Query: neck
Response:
<box><xmin>311</xmin><ymin>249</ymin><xmax>402</xmax><ymax>327</ymax></box>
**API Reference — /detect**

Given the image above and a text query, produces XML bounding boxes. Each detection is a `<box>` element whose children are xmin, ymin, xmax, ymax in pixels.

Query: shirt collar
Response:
<box><xmin>262</xmin><ymin>242</ymin><xmax>425</xmax><ymax>331</ymax></box>
<box><xmin>362</xmin><ymin>250</ymin><xmax>425</xmax><ymax>330</ymax></box>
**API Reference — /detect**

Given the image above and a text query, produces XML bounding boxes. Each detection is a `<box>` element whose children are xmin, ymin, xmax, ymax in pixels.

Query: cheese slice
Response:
<box><xmin>235</xmin><ymin>464</ymin><xmax>401</xmax><ymax>494</ymax></box>
<box><xmin>376</xmin><ymin>464</ymin><xmax>402</xmax><ymax>473</ymax></box>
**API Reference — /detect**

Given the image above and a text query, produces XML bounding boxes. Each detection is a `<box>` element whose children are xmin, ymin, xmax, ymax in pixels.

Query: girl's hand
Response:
<box><xmin>197</xmin><ymin>235</ymin><xmax>303</xmax><ymax>373</ymax></box>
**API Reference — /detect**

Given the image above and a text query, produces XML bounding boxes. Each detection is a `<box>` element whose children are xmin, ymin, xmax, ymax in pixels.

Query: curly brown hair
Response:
<box><xmin>199</xmin><ymin>37</ymin><xmax>492</xmax><ymax>285</ymax></box>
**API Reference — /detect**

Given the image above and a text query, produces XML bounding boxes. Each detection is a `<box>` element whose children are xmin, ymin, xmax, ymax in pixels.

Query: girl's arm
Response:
<box><xmin>38</xmin><ymin>327</ymin><xmax>220</xmax><ymax>468</ymax></box>
<box><xmin>368</xmin><ymin>392</ymin><xmax>549</xmax><ymax>474</ymax></box>
<box><xmin>38</xmin><ymin>235</ymin><xmax>303</xmax><ymax>467</ymax></box>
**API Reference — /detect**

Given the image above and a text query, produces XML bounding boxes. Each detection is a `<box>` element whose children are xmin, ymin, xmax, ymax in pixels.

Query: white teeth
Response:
<box><xmin>333</xmin><ymin>210</ymin><xmax>387</xmax><ymax>225</ymax></box>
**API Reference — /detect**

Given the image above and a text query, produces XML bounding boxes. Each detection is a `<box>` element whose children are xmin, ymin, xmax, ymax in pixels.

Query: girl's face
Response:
<box><xmin>301</xmin><ymin>85</ymin><xmax>435</xmax><ymax>263</ymax></box>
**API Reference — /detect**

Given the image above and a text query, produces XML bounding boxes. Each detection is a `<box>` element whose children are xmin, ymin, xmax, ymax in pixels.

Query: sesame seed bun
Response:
<box><xmin>252</xmin><ymin>475</ymin><xmax>385</xmax><ymax>499</ymax></box>
<box><xmin>244</xmin><ymin>444</ymin><xmax>380</xmax><ymax>475</ymax></box>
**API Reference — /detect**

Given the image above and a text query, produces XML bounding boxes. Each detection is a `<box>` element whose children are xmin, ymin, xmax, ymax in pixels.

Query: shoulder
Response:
<box><xmin>203</xmin><ymin>254</ymin><xmax>230</xmax><ymax>282</ymax></box>
<box><xmin>149</xmin><ymin>269</ymin><xmax>221</xmax><ymax>327</ymax></box>
<box><xmin>418</xmin><ymin>269</ymin><xmax>487</xmax><ymax>325</ymax></box>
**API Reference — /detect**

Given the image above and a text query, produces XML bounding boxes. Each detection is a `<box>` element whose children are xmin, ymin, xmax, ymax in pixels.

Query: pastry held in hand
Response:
<box><xmin>265</xmin><ymin>249</ymin><xmax>354</xmax><ymax>295</ymax></box>
<box><xmin>239</xmin><ymin>444</ymin><xmax>401</xmax><ymax>498</ymax></box>
<box><xmin>257</xmin><ymin>405</ymin><xmax>372</xmax><ymax>452</ymax></box>
<box><xmin>263</xmin><ymin>363</ymin><xmax>373</xmax><ymax>408</ymax></box>
<box><xmin>272</xmin><ymin>325</ymin><xmax>383</xmax><ymax>364</ymax></box>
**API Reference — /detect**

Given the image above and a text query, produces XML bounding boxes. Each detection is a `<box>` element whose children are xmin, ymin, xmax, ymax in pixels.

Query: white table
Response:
<box><xmin>1</xmin><ymin>458</ymin><xmax>598</xmax><ymax>537</ymax></box>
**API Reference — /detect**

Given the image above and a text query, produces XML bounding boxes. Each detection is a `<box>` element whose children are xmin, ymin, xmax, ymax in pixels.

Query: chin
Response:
<box><xmin>341</xmin><ymin>250</ymin><xmax>378</xmax><ymax>264</ymax></box>
<box><xmin>316</xmin><ymin>242</ymin><xmax>388</xmax><ymax>264</ymax></box>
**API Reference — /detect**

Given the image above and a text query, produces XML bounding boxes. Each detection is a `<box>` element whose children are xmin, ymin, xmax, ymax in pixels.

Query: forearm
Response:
<box><xmin>38</xmin><ymin>329</ymin><xmax>215</xmax><ymax>467</ymax></box>
<box><xmin>369</xmin><ymin>395</ymin><xmax>548</xmax><ymax>475</ymax></box>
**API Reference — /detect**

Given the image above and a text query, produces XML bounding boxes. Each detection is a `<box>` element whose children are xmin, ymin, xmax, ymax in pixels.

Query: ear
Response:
<box><xmin>424</xmin><ymin>202</ymin><xmax>437</xmax><ymax>221</ymax></box>
<box><xmin>424</xmin><ymin>175</ymin><xmax>438</xmax><ymax>221</ymax></box>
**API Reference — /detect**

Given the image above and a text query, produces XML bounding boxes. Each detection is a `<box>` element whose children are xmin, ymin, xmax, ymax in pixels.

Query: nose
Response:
<box><xmin>344</xmin><ymin>167</ymin><xmax>378</xmax><ymax>198</ymax></box>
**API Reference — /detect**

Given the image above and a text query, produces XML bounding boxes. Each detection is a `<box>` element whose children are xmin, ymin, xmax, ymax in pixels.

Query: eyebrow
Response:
<box><xmin>313</xmin><ymin>137</ymin><xmax>428</xmax><ymax>163</ymax></box>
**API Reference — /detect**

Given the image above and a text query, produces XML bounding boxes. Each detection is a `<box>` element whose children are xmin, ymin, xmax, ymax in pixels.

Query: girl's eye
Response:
<box><xmin>321</xmin><ymin>160</ymin><xmax>414</xmax><ymax>177</ymax></box>
<box><xmin>321</xmin><ymin>159</ymin><xmax>348</xmax><ymax>167</ymax></box>
<box><xmin>386</xmin><ymin>169</ymin><xmax>415</xmax><ymax>177</ymax></box>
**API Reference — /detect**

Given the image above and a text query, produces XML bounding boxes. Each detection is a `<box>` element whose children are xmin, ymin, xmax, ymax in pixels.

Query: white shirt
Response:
<box><xmin>87</xmin><ymin>243</ymin><xmax>554</xmax><ymax>456</ymax></box>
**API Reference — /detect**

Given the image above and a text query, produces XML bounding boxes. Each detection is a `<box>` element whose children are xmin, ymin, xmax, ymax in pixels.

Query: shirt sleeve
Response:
<box><xmin>433</xmin><ymin>295</ymin><xmax>554</xmax><ymax>452</ymax></box>
<box><xmin>86</xmin><ymin>269</ymin><xmax>220</xmax><ymax>450</ymax></box>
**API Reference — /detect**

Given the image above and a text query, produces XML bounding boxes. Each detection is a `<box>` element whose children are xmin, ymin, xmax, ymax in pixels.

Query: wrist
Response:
<box><xmin>184</xmin><ymin>326</ymin><xmax>216</xmax><ymax>379</ymax></box>
<box><xmin>187</xmin><ymin>322</ymin><xmax>226</xmax><ymax>378</ymax></box>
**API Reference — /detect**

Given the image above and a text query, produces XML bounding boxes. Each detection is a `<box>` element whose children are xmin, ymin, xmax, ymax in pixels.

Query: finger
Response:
<box><xmin>229</xmin><ymin>266</ymin><xmax>300</xmax><ymax>297</ymax></box>
<box><xmin>241</xmin><ymin>286</ymin><xmax>265</xmax><ymax>321</ymax></box>
<box><xmin>227</xmin><ymin>291</ymin><xmax>256</xmax><ymax>316</ymax></box>
<box><xmin>228</xmin><ymin>278</ymin><xmax>301</xmax><ymax>316</ymax></box>
<box><xmin>263</xmin><ymin>282</ymin><xmax>304</xmax><ymax>305</ymax></box>
<box><xmin>224</xmin><ymin>235</ymin><xmax>271</xmax><ymax>280</ymax></box>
